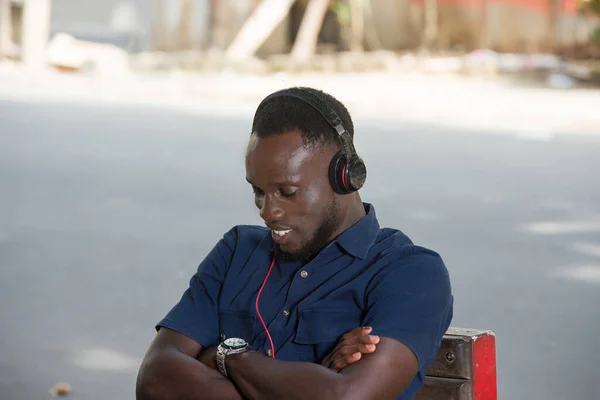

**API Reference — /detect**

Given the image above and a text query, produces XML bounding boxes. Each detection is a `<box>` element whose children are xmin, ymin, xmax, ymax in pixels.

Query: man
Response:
<box><xmin>136</xmin><ymin>87</ymin><xmax>453</xmax><ymax>400</ymax></box>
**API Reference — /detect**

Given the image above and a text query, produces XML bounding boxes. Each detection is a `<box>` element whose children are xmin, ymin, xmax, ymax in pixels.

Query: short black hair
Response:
<box><xmin>251</xmin><ymin>87</ymin><xmax>354</xmax><ymax>151</ymax></box>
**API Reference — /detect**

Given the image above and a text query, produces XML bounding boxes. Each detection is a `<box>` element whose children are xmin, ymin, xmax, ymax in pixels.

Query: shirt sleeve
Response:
<box><xmin>155</xmin><ymin>227</ymin><xmax>238</xmax><ymax>347</ymax></box>
<box><xmin>362</xmin><ymin>247</ymin><xmax>454</xmax><ymax>368</ymax></box>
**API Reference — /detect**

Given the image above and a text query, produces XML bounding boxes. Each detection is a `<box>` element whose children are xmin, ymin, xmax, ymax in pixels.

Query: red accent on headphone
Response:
<box><xmin>255</xmin><ymin>253</ymin><xmax>276</xmax><ymax>359</ymax></box>
<box><xmin>341</xmin><ymin>163</ymin><xmax>348</xmax><ymax>189</ymax></box>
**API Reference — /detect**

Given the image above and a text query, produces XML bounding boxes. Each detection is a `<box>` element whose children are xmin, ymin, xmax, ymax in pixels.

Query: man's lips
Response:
<box><xmin>271</xmin><ymin>228</ymin><xmax>292</xmax><ymax>236</ymax></box>
<box><xmin>270</xmin><ymin>228</ymin><xmax>294</xmax><ymax>244</ymax></box>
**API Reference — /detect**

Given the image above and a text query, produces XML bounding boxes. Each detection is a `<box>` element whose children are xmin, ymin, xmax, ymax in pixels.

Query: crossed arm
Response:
<box><xmin>222</xmin><ymin>335</ymin><xmax>417</xmax><ymax>400</ymax></box>
<box><xmin>136</xmin><ymin>326</ymin><xmax>418</xmax><ymax>400</ymax></box>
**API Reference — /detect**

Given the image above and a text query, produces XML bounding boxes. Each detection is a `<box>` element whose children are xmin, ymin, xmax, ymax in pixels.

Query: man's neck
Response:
<box><xmin>329</xmin><ymin>195</ymin><xmax>366</xmax><ymax>243</ymax></box>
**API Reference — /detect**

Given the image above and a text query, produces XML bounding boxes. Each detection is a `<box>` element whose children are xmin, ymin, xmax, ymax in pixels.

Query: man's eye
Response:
<box><xmin>252</xmin><ymin>186</ymin><xmax>264</xmax><ymax>196</ymax></box>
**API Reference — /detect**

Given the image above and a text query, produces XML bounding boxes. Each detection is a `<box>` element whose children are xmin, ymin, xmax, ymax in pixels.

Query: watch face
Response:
<box><xmin>223</xmin><ymin>338</ymin><xmax>247</xmax><ymax>350</ymax></box>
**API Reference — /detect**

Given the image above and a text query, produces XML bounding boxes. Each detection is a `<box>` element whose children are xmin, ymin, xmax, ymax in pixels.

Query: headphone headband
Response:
<box><xmin>258</xmin><ymin>88</ymin><xmax>343</xmax><ymax>132</ymax></box>
<box><xmin>258</xmin><ymin>88</ymin><xmax>355</xmax><ymax>152</ymax></box>
<box><xmin>256</xmin><ymin>87</ymin><xmax>366</xmax><ymax>194</ymax></box>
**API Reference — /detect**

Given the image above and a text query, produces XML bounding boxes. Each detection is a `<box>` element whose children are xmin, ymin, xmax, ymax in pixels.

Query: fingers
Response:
<box><xmin>323</xmin><ymin>342</ymin><xmax>373</xmax><ymax>368</ymax></box>
<box><xmin>326</xmin><ymin>343</ymin><xmax>377</xmax><ymax>371</ymax></box>
<box><xmin>336</xmin><ymin>343</ymin><xmax>377</xmax><ymax>358</ymax></box>
<box><xmin>331</xmin><ymin>352</ymin><xmax>362</xmax><ymax>373</ymax></box>
<box><xmin>323</xmin><ymin>326</ymin><xmax>381</xmax><ymax>371</ymax></box>
<box><xmin>339</xmin><ymin>333</ymin><xmax>380</xmax><ymax>347</ymax></box>
<box><xmin>322</xmin><ymin>336</ymin><xmax>378</xmax><ymax>366</ymax></box>
<box><xmin>341</xmin><ymin>326</ymin><xmax>372</xmax><ymax>340</ymax></box>
<box><xmin>357</xmin><ymin>334</ymin><xmax>380</xmax><ymax>345</ymax></box>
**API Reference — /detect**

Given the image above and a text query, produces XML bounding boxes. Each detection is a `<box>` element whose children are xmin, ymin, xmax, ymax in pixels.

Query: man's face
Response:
<box><xmin>245</xmin><ymin>130</ymin><xmax>341</xmax><ymax>261</ymax></box>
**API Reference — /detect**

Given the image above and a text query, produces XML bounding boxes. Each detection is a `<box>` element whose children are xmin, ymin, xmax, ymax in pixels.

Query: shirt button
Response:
<box><xmin>266</xmin><ymin>349</ymin><xmax>273</xmax><ymax>356</ymax></box>
<box><xmin>282</xmin><ymin>309</ymin><xmax>290</xmax><ymax>316</ymax></box>
<box><xmin>300</xmin><ymin>270</ymin><xmax>308</xmax><ymax>278</ymax></box>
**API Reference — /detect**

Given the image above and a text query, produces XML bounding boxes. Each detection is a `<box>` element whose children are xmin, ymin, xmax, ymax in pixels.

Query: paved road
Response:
<box><xmin>1</xmin><ymin>98</ymin><xmax>599</xmax><ymax>400</ymax></box>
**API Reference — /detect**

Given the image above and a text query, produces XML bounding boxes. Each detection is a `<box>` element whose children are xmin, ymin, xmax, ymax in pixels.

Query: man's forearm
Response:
<box><xmin>136</xmin><ymin>349</ymin><xmax>244</xmax><ymax>400</ymax></box>
<box><xmin>226</xmin><ymin>350</ymin><xmax>352</xmax><ymax>400</ymax></box>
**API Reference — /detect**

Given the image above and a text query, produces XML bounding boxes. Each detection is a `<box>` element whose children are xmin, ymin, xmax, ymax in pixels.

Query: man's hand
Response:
<box><xmin>197</xmin><ymin>345</ymin><xmax>219</xmax><ymax>370</ymax></box>
<box><xmin>321</xmin><ymin>326</ymin><xmax>380</xmax><ymax>372</ymax></box>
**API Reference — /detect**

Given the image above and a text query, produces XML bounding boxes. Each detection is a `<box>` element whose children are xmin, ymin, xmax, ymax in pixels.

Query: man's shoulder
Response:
<box><xmin>367</xmin><ymin>227</ymin><xmax>452</xmax><ymax>303</ymax></box>
<box><xmin>375</xmin><ymin>227</ymin><xmax>413</xmax><ymax>248</ymax></box>
<box><xmin>375</xmin><ymin>227</ymin><xmax>439</xmax><ymax>255</ymax></box>
<box><xmin>372</xmin><ymin>227</ymin><xmax>446</xmax><ymax>272</ymax></box>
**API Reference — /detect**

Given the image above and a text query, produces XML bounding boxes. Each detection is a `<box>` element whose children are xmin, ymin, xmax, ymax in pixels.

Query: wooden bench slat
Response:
<box><xmin>415</xmin><ymin>376</ymin><xmax>472</xmax><ymax>400</ymax></box>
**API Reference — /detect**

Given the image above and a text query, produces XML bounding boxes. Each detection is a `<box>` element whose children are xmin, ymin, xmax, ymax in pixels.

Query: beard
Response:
<box><xmin>277</xmin><ymin>197</ymin><xmax>340</xmax><ymax>263</ymax></box>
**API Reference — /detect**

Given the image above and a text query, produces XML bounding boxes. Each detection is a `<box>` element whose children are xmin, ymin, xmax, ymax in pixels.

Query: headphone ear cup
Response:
<box><xmin>346</xmin><ymin>156</ymin><xmax>367</xmax><ymax>191</ymax></box>
<box><xmin>329</xmin><ymin>151</ymin><xmax>351</xmax><ymax>195</ymax></box>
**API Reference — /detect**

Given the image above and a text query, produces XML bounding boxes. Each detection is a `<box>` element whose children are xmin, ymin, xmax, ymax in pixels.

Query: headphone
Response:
<box><xmin>256</xmin><ymin>87</ymin><xmax>367</xmax><ymax>195</ymax></box>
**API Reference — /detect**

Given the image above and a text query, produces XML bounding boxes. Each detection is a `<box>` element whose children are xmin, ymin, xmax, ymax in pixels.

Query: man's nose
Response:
<box><xmin>260</xmin><ymin>194</ymin><xmax>284</xmax><ymax>222</ymax></box>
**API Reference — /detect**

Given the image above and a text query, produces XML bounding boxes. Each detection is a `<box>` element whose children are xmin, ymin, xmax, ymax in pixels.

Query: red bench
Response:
<box><xmin>416</xmin><ymin>328</ymin><xmax>497</xmax><ymax>400</ymax></box>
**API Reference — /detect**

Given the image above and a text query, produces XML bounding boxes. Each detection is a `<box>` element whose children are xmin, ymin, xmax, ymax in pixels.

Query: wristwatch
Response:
<box><xmin>216</xmin><ymin>338</ymin><xmax>252</xmax><ymax>377</ymax></box>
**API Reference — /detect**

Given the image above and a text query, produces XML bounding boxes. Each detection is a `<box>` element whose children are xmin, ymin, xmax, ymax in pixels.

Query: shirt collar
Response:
<box><xmin>334</xmin><ymin>202</ymin><xmax>380</xmax><ymax>260</ymax></box>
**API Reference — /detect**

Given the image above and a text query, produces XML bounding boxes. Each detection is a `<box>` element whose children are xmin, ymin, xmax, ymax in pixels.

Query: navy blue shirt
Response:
<box><xmin>157</xmin><ymin>203</ymin><xmax>453</xmax><ymax>399</ymax></box>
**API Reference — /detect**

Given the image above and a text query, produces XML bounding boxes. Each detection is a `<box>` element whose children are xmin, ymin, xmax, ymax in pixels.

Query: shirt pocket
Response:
<box><xmin>218</xmin><ymin>309</ymin><xmax>258</xmax><ymax>343</ymax></box>
<box><xmin>293</xmin><ymin>308</ymin><xmax>362</xmax><ymax>362</ymax></box>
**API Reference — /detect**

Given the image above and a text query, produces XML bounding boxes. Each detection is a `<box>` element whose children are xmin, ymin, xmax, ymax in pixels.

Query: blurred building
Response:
<box><xmin>48</xmin><ymin>0</ymin><xmax>151</xmax><ymax>52</ymax></box>
<box><xmin>431</xmin><ymin>0</ymin><xmax>597</xmax><ymax>53</ymax></box>
<box><xmin>1</xmin><ymin>0</ymin><xmax>598</xmax><ymax>58</ymax></box>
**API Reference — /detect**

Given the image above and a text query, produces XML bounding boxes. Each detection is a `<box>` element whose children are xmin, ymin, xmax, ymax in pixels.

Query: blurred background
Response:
<box><xmin>1</xmin><ymin>1</ymin><xmax>600</xmax><ymax>399</ymax></box>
